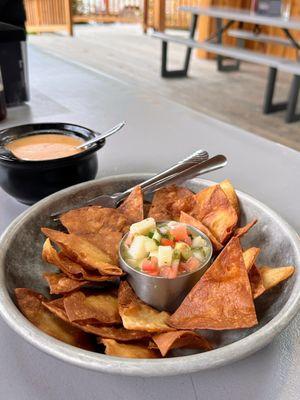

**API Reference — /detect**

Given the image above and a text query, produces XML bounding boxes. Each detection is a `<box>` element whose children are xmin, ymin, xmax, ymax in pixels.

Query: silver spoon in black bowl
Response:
<box><xmin>76</xmin><ymin>121</ymin><xmax>125</xmax><ymax>150</ymax></box>
<box><xmin>0</xmin><ymin>121</ymin><xmax>125</xmax><ymax>162</ymax></box>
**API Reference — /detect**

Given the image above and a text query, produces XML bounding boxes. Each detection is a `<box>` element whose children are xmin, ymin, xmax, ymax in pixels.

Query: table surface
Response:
<box><xmin>179</xmin><ymin>6</ymin><xmax>300</xmax><ymax>30</ymax></box>
<box><xmin>1</xmin><ymin>46</ymin><xmax>300</xmax><ymax>400</ymax></box>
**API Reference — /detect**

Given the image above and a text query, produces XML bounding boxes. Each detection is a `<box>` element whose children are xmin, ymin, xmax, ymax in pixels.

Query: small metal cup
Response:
<box><xmin>119</xmin><ymin>224</ymin><xmax>213</xmax><ymax>312</ymax></box>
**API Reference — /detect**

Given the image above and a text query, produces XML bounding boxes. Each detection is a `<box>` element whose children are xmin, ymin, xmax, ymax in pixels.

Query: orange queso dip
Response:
<box><xmin>6</xmin><ymin>134</ymin><xmax>84</xmax><ymax>161</ymax></box>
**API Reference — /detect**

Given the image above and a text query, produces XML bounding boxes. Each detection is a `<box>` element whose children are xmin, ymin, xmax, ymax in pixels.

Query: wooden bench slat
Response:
<box><xmin>152</xmin><ymin>32</ymin><xmax>300</xmax><ymax>75</ymax></box>
<box><xmin>228</xmin><ymin>29</ymin><xmax>293</xmax><ymax>47</ymax></box>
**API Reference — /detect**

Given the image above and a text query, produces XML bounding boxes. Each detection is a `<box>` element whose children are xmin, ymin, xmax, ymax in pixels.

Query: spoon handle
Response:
<box><xmin>76</xmin><ymin>121</ymin><xmax>125</xmax><ymax>149</ymax></box>
<box><xmin>117</xmin><ymin>154</ymin><xmax>227</xmax><ymax>203</ymax></box>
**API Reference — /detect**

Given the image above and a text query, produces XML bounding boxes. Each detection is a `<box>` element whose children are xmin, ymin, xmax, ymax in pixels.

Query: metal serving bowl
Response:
<box><xmin>119</xmin><ymin>224</ymin><xmax>213</xmax><ymax>312</ymax></box>
<box><xmin>0</xmin><ymin>174</ymin><xmax>299</xmax><ymax>377</ymax></box>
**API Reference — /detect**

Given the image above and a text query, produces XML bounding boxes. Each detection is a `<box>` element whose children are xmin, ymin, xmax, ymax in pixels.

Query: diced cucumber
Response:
<box><xmin>152</xmin><ymin>230</ymin><xmax>162</xmax><ymax>243</ymax></box>
<box><xmin>149</xmin><ymin>250</ymin><xmax>158</xmax><ymax>258</ymax></box>
<box><xmin>193</xmin><ymin>250</ymin><xmax>206</xmax><ymax>262</ymax></box>
<box><xmin>129</xmin><ymin>235</ymin><xmax>148</xmax><ymax>259</ymax></box>
<box><xmin>192</xmin><ymin>236</ymin><xmax>206</xmax><ymax>249</ymax></box>
<box><xmin>126</xmin><ymin>258</ymin><xmax>142</xmax><ymax>269</ymax></box>
<box><xmin>130</xmin><ymin>218</ymin><xmax>156</xmax><ymax>235</ymax></box>
<box><xmin>174</xmin><ymin>242</ymin><xmax>192</xmax><ymax>261</ymax></box>
<box><xmin>158</xmin><ymin>245</ymin><xmax>173</xmax><ymax>267</ymax></box>
<box><xmin>144</xmin><ymin>237</ymin><xmax>158</xmax><ymax>252</ymax></box>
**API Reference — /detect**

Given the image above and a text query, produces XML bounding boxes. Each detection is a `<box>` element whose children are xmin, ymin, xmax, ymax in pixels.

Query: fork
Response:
<box><xmin>51</xmin><ymin>150</ymin><xmax>226</xmax><ymax>219</ymax></box>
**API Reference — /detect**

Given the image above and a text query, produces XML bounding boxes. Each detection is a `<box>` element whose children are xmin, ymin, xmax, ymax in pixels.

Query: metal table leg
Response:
<box><xmin>215</xmin><ymin>18</ymin><xmax>240</xmax><ymax>72</ymax></box>
<box><xmin>161</xmin><ymin>14</ymin><xmax>198</xmax><ymax>78</ymax></box>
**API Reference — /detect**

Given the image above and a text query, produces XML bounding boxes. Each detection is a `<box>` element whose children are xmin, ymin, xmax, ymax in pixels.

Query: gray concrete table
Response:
<box><xmin>0</xmin><ymin>46</ymin><xmax>300</xmax><ymax>400</ymax></box>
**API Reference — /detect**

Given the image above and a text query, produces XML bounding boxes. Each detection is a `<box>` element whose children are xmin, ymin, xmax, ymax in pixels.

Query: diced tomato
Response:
<box><xmin>141</xmin><ymin>259</ymin><xmax>159</xmax><ymax>275</ymax></box>
<box><xmin>179</xmin><ymin>262</ymin><xmax>188</xmax><ymax>273</ymax></box>
<box><xmin>151</xmin><ymin>256</ymin><xmax>158</xmax><ymax>265</ymax></box>
<box><xmin>185</xmin><ymin>256</ymin><xmax>200</xmax><ymax>272</ymax></box>
<box><xmin>170</xmin><ymin>225</ymin><xmax>189</xmax><ymax>242</ymax></box>
<box><xmin>125</xmin><ymin>232</ymin><xmax>134</xmax><ymax>247</ymax></box>
<box><xmin>183</xmin><ymin>236</ymin><xmax>192</xmax><ymax>246</ymax></box>
<box><xmin>160</xmin><ymin>238</ymin><xmax>175</xmax><ymax>247</ymax></box>
<box><xmin>159</xmin><ymin>266</ymin><xmax>172</xmax><ymax>278</ymax></box>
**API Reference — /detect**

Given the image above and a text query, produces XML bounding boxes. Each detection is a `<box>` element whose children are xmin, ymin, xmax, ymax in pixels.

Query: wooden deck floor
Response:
<box><xmin>29</xmin><ymin>24</ymin><xmax>300</xmax><ymax>151</ymax></box>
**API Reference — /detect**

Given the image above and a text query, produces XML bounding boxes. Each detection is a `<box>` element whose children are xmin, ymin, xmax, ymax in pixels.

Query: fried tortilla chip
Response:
<box><xmin>180</xmin><ymin>212</ymin><xmax>223</xmax><ymax>251</ymax></box>
<box><xmin>118</xmin><ymin>281</ymin><xmax>172</xmax><ymax>332</ymax></box>
<box><xmin>220</xmin><ymin>179</ymin><xmax>239</xmax><ymax>216</ymax></box>
<box><xmin>43</xmin><ymin>272</ymin><xmax>91</xmax><ymax>294</ymax></box>
<box><xmin>234</xmin><ymin>219</ymin><xmax>257</xmax><ymax>238</ymax></box>
<box><xmin>92</xmin><ymin>326</ymin><xmax>150</xmax><ymax>341</ymax></box>
<box><xmin>15</xmin><ymin>288</ymin><xmax>93</xmax><ymax>349</ymax></box>
<box><xmin>63</xmin><ymin>290</ymin><xmax>121</xmax><ymax>325</ymax></box>
<box><xmin>60</xmin><ymin>206</ymin><xmax>129</xmax><ymax>234</ymax></box>
<box><xmin>41</xmin><ymin>228</ymin><xmax>122</xmax><ymax>276</ymax></box>
<box><xmin>149</xmin><ymin>185</ymin><xmax>196</xmax><ymax>221</ymax></box>
<box><xmin>42</xmin><ymin>297</ymin><xmax>70</xmax><ymax>321</ymax></box>
<box><xmin>243</xmin><ymin>247</ymin><xmax>260</xmax><ymax>272</ymax></box>
<box><xmin>152</xmin><ymin>330</ymin><xmax>213</xmax><ymax>357</ymax></box>
<box><xmin>78</xmin><ymin>230</ymin><xmax>122</xmax><ymax>264</ymax></box>
<box><xmin>248</xmin><ymin>264</ymin><xmax>265</xmax><ymax>299</ymax></box>
<box><xmin>118</xmin><ymin>186</ymin><xmax>144</xmax><ymax>223</ymax></box>
<box><xmin>242</xmin><ymin>248</ymin><xmax>264</xmax><ymax>299</ymax></box>
<box><xmin>42</xmin><ymin>239</ymin><xmax>119</xmax><ymax>282</ymax></box>
<box><xmin>192</xmin><ymin>185</ymin><xmax>238</xmax><ymax>244</ymax></box>
<box><xmin>100</xmin><ymin>338</ymin><xmax>159</xmax><ymax>358</ymax></box>
<box><xmin>259</xmin><ymin>266</ymin><xmax>295</xmax><ymax>292</ymax></box>
<box><xmin>169</xmin><ymin>237</ymin><xmax>258</xmax><ymax>330</ymax></box>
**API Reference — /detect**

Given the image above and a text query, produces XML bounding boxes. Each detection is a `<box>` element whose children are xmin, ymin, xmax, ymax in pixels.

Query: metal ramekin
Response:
<box><xmin>119</xmin><ymin>223</ymin><xmax>213</xmax><ymax>312</ymax></box>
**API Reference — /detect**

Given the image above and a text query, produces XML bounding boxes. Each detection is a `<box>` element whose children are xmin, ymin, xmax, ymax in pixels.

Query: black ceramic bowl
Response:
<box><xmin>0</xmin><ymin>122</ymin><xmax>105</xmax><ymax>205</ymax></box>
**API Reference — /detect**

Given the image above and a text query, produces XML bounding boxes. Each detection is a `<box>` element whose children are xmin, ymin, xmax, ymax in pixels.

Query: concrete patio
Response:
<box><xmin>29</xmin><ymin>23</ymin><xmax>300</xmax><ymax>151</ymax></box>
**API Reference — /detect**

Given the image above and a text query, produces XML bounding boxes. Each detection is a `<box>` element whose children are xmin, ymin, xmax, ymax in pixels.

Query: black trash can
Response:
<box><xmin>0</xmin><ymin>22</ymin><xmax>29</xmax><ymax>107</ymax></box>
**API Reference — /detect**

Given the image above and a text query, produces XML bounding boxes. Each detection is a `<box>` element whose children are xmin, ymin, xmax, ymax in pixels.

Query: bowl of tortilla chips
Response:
<box><xmin>0</xmin><ymin>173</ymin><xmax>299</xmax><ymax>376</ymax></box>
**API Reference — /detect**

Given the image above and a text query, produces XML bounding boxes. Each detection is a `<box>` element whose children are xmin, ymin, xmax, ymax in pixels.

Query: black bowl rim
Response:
<box><xmin>0</xmin><ymin>122</ymin><xmax>105</xmax><ymax>166</ymax></box>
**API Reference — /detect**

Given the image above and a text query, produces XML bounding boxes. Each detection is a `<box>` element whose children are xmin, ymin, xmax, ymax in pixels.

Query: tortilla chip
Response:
<box><xmin>169</xmin><ymin>237</ymin><xmax>258</xmax><ymax>330</ymax></box>
<box><xmin>234</xmin><ymin>219</ymin><xmax>257</xmax><ymax>238</ymax></box>
<box><xmin>100</xmin><ymin>338</ymin><xmax>159</xmax><ymax>358</ymax></box>
<box><xmin>243</xmin><ymin>247</ymin><xmax>260</xmax><ymax>272</ymax></box>
<box><xmin>43</xmin><ymin>296</ymin><xmax>68</xmax><ymax>317</ymax></box>
<box><xmin>191</xmin><ymin>185</ymin><xmax>238</xmax><ymax>244</ymax></box>
<box><xmin>259</xmin><ymin>266</ymin><xmax>295</xmax><ymax>291</ymax></box>
<box><xmin>149</xmin><ymin>185</ymin><xmax>196</xmax><ymax>221</ymax></box>
<box><xmin>248</xmin><ymin>265</ymin><xmax>265</xmax><ymax>299</ymax></box>
<box><xmin>41</xmin><ymin>228</ymin><xmax>122</xmax><ymax>276</ymax></box>
<box><xmin>42</xmin><ymin>239</ymin><xmax>119</xmax><ymax>283</ymax></box>
<box><xmin>92</xmin><ymin>326</ymin><xmax>150</xmax><ymax>341</ymax></box>
<box><xmin>220</xmin><ymin>179</ymin><xmax>239</xmax><ymax>216</ymax></box>
<box><xmin>43</xmin><ymin>272</ymin><xmax>91</xmax><ymax>294</ymax></box>
<box><xmin>60</xmin><ymin>206</ymin><xmax>129</xmax><ymax>234</ymax></box>
<box><xmin>78</xmin><ymin>230</ymin><xmax>122</xmax><ymax>264</ymax></box>
<box><xmin>180</xmin><ymin>212</ymin><xmax>223</xmax><ymax>251</ymax></box>
<box><xmin>118</xmin><ymin>186</ymin><xmax>144</xmax><ymax>223</ymax></box>
<box><xmin>118</xmin><ymin>281</ymin><xmax>172</xmax><ymax>332</ymax></box>
<box><xmin>63</xmin><ymin>290</ymin><xmax>121</xmax><ymax>325</ymax></box>
<box><xmin>15</xmin><ymin>288</ymin><xmax>93</xmax><ymax>349</ymax></box>
<box><xmin>152</xmin><ymin>330</ymin><xmax>213</xmax><ymax>357</ymax></box>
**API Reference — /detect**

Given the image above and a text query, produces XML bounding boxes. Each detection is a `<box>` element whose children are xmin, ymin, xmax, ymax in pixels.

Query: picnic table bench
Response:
<box><xmin>152</xmin><ymin>6</ymin><xmax>300</xmax><ymax>123</ymax></box>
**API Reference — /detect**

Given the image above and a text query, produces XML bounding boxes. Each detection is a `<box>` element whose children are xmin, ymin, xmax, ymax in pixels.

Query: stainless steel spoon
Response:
<box><xmin>76</xmin><ymin>121</ymin><xmax>125</xmax><ymax>150</ymax></box>
<box><xmin>51</xmin><ymin>151</ymin><xmax>227</xmax><ymax>219</ymax></box>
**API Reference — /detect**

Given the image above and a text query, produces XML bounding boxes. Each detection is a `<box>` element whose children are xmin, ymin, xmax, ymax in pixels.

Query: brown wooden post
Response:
<box><xmin>143</xmin><ymin>0</ymin><xmax>149</xmax><ymax>33</ymax></box>
<box><xmin>153</xmin><ymin>0</ymin><xmax>165</xmax><ymax>32</ymax></box>
<box><xmin>65</xmin><ymin>0</ymin><xmax>74</xmax><ymax>36</ymax></box>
